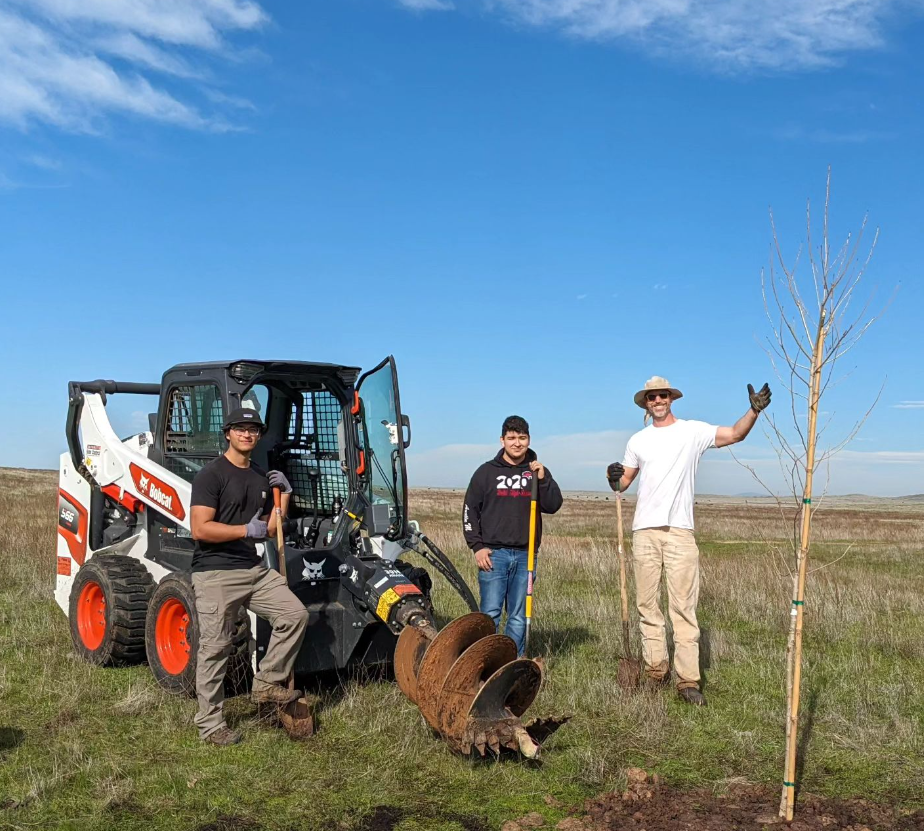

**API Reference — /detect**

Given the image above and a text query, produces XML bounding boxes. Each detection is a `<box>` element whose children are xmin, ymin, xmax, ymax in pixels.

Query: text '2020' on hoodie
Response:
<box><xmin>463</xmin><ymin>448</ymin><xmax>563</xmax><ymax>552</ymax></box>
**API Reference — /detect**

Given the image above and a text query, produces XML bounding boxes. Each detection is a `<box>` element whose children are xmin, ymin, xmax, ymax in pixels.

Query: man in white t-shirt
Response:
<box><xmin>606</xmin><ymin>375</ymin><xmax>771</xmax><ymax>706</ymax></box>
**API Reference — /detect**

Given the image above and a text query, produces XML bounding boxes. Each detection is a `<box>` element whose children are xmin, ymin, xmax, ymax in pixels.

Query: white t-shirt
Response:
<box><xmin>622</xmin><ymin>419</ymin><xmax>718</xmax><ymax>532</ymax></box>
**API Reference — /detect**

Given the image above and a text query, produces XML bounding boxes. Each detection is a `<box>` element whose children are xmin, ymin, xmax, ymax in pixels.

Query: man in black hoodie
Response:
<box><xmin>463</xmin><ymin>415</ymin><xmax>563</xmax><ymax>655</ymax></box>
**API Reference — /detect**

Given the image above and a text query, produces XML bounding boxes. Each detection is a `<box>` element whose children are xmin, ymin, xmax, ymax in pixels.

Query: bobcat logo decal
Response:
<box><xmin>302</xmin><ymin>558</ymin><xmax>327</xmax><ymax>582</ymax></box>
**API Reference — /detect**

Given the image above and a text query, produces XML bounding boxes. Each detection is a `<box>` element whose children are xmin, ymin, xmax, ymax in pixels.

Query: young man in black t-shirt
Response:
<box><xmin>463</xmin><ymin>415</ymin><xmax>563</xmax><ymax>655</ymax></box>
<box><xmin>189</xmin><ymin>407</ymin><xmax>309</xmax><ymax>746</ymax></box>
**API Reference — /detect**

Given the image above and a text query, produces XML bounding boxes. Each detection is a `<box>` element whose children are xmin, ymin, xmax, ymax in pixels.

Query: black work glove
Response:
<box><xmin>267</xmin><ymin>470</ymin><xmax>292</xmax><ymax>494</ymax></box>
<box><xmin>244</xmin><ymin>510</ymin><xmax>268</xmax><ymax>539</ymax></box>
<box><xmin>606</xmin><ymin>462</ymin><xmax>625</xmax><ymax>492</ymax></box>
<box><xmin>748</xmin><ymin>383</ymin><xmax>772</xmax><ymax>413</ymax></box>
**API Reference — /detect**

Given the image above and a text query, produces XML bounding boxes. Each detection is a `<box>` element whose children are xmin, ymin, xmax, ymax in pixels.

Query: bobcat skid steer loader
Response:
<box><xmin>55</xmin><ymin>357</ymin><xmax>564</xmax><ymax>757</ymax></box>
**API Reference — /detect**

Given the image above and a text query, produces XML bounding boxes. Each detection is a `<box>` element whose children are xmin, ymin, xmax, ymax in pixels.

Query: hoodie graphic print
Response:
<box><xmin>462</xmin><ymin>448</ymin><xmax>563</xmax><ymax>552</ymax></box>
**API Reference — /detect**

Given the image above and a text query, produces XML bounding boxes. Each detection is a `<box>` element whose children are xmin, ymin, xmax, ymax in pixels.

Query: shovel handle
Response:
<box><xmin>524</xmin><ymin>468</ymin><xmax>540</xmax><ymax>655</ymax></box>
<box><xmin>615</xmin><ymin>489</ymin><xmax>632</xmax><ymax>655</ymax></box>
<box><xmin>273</xmin><ymin>486</ymin><xmax>296</xmax><ymax>692</ymax></box>
<box><xmin>273</xmin><ymin>487</ymin><xmax>287</xmax><ymax>580</ymax></box>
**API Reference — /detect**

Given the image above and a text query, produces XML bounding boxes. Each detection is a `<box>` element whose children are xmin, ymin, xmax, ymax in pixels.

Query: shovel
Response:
<box><xmin>272</xmin><ymin>487</ymin><xmax>316</xmax><ymax>739</ymax></box>
<box><xmin>614</xmin><ymin>487</ymin><xmax>642</xmax><ymax>689</ymax></box>
<box><xmin>523</xmin><ymin>468</ymin><xmax>539</xmax><ymax>658</ymax></box>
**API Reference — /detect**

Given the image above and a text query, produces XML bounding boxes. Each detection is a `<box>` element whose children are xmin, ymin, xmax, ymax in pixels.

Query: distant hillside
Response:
<box><xmin>4</xmin><ymin>467</ymin><xmax>924</xmax><ymax>503</ymax></box>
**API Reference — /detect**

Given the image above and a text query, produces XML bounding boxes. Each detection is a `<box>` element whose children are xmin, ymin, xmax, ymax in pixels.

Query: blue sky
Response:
<box><xmin>1</xmin><ymin>0</ymin><xmax>922</xmax><ymax>496</ymax></box>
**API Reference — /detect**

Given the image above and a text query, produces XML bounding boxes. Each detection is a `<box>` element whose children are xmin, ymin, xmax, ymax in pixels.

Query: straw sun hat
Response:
<box><xmin>633</xmin><ymin>376</ymin><xmax>683</xmax><ymax>409</ymax></box>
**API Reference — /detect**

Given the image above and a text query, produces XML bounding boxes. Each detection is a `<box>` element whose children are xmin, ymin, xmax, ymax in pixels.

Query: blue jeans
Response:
<box><xmin>477</xmin><ymin>547</ymin><xmax>534</xmax><ymax>656</ymax></box>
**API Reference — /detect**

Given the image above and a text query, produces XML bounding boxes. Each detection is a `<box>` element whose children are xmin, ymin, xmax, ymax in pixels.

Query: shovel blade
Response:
<box><xmin>616</xmin><ymin>658</ymin><xmax>642</xmax><ymax>690</ymax></box>
<box><xmin>278</xmin><ymin>695</ymin><xmax>317</xmax><ymax>740</ymax></box>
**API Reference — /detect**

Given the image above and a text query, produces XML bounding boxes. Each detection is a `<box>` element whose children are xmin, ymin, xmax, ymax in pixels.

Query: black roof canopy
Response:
<box><xmin>164</xmin><ymin>360</ymin><xmax>362</xmax><ymax>389</ymax></box>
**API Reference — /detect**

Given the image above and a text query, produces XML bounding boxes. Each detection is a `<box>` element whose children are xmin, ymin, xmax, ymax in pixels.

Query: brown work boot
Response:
<box><xmin>678</xmin><ymin>686</ymin><xmax>706</xmax><ymax>706</ymax></box>
<box><xmin>251</xmin><ymin>684</ymin><xmax>301</xmax><ymax>705</ymax></box>
<box><xmin>205</xmin><ymin>726</ymin><xmax>242</xmax><ymax>746</ymax></box>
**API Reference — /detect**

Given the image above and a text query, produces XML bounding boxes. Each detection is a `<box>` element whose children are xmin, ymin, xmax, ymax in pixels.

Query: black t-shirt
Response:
<box><xmin>190</xmin><ymin>455</ymin><xmax>274</xmax><ymax>572</ymax></box>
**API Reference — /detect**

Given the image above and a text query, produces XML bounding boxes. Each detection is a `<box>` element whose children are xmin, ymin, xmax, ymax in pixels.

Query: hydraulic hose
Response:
<box><xmin>403</xmin><ymin>532</ymin><xmax>479</xmax><ymax>613</ymax></box>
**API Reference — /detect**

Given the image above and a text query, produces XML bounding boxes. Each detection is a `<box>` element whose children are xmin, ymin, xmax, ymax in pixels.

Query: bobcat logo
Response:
<box><xmin>138</xmin><ymin>473</ymin><xmax>149</xmax><ymax>492</ymax></box>
<box><xmin>302</xmin><ymin>558</ymin><xmax>327</xmax><ymax>582</ymax></box>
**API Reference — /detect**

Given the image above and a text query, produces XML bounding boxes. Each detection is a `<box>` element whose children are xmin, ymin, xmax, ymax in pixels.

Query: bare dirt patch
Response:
<box><xmin>355</xmin><ymin>805</ymin><xmax>489</xmax><ymax>831</ymax></box>
<box><xmin>503</xmin><ymin>771</ymin><xmax>924</xmax><ymax>831</ymax></box>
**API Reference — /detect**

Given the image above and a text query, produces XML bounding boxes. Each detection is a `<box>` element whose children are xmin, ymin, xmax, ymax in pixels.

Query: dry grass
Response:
<box><xmin>1</xmin><ymin>470</ymin><xmax>923</xmax><ymax>830</ymax></box>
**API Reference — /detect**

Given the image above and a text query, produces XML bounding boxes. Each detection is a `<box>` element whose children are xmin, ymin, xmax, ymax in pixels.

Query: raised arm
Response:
<box><xmin>715</xmin><ymin>383</ymin><xmax>771</xmax><ymax>448</ymax></box>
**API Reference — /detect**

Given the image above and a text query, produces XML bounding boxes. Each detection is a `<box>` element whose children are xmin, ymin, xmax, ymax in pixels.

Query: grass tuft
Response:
<box><xmin>1</xmin><ymin>471</ymin><xmax>922</xmax><ymax>829</ymax></box>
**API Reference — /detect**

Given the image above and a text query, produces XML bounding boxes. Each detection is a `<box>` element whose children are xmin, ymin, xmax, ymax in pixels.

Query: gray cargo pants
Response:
<box><xmin>192</xmin><ymin>566</ymin><xmax>309</xmax><ymax>739</ymax></box>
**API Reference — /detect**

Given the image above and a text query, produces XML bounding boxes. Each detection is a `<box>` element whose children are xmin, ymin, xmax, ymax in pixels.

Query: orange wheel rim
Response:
<box><xmin>77</xmin><ymin>580</ymin><xmax>107</xmax><ymax>650</ymax></box>
<box><xmin>156</xmin><ymin>597</ymin><xmax>191</xmax><ymax>675</ymax></box>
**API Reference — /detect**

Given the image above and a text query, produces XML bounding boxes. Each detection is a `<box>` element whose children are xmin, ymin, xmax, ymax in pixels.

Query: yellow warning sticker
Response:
<box><xmin>376</xmin><ymin>588</ymin><xmax>401</xmax><ymax>622</ymax></box>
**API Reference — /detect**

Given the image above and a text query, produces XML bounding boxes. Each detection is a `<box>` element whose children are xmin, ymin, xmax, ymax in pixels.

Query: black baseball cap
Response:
<box><xmin>222</xmin><ymin>407</ymin><xmax>265</xmax><ymax>430</ymax></box>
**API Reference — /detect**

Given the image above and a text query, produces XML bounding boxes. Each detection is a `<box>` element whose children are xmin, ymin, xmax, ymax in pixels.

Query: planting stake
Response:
<box><xmin>780</xmin><ymin>308</ymin><xmax>827</xmax><ymax>820</ymax></box>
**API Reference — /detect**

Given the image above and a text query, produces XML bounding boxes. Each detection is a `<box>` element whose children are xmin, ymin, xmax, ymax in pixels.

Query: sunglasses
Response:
<box><xmin>646</xmin><ymin>392</ymin><xmax>672</xmax><ymax>402</ymax></box>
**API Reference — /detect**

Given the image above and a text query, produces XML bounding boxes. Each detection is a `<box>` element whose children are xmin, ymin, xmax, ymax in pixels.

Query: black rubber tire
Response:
<box><xmin>145</xmin><ymin>573</ymin><xmax>199</xmax><ymax>696</ymax></box>
<box><xmin>69</xmin><ymin>555</ymin><xmax>154</xmax><ymax>667</ymax></box>
<box><xmin>145</xmin><ymin>573</ymin><xmax>252</xmax><ymax>698</ymax></box>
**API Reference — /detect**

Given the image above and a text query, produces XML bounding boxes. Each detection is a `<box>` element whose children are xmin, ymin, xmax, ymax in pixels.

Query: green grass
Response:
<box><xmin>1</xmin><ymin>470</ymin><xmax>923</xmax><ymax>830</ymax></box>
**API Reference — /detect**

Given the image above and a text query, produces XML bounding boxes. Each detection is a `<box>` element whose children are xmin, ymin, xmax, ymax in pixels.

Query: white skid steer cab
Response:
<box><xmin>56</xmin><ymin>358</ymin><xmax>565</xmax><ymax>756</ymax></box>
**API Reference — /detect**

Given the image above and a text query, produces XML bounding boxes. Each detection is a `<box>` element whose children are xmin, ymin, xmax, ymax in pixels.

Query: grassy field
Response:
<box><xmin>1</xmin><ymin>467</ymin><xmax>923</xmax><ymax>830</ymax></box>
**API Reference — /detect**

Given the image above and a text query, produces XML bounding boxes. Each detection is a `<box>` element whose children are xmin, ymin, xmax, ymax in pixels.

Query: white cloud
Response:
<box><xmin>0</xmin><ymin>1</ymin><xmax>267</xmax><ymax>132</ymax></box>
<box><xmin>23</xmin><ymin>153</ymin><xmax>62</xmax><ymax>170</ymax></box>
<box><xmin>407</xmin><ymin>429</ymin><xmax>635</xmax><ymax>490</ymax></box>
<box><xmin>837</xmin><ymin>449</ymin><xmax>924</xmax><ymax>464</ymax></box>
<box><xmin>398</xmin><ymin>0</ymin><xmax>456</xmax><ymax>10</ymax></box>
<box><xmin>407</xmin><ymin>431</ymin><xmax>924</xmax><ymax>496</ymax></box>
<box><xmin>892</xmin><ymin>401</ymin><xmax>924</xmax><ymax>409</ymax></box>
<box><xmin>775</xmin><ymin>124</ymin><xmax>896</xmax><ymax>143</ymax></box>
<box><xmin>0</xmin><ymin>167</ymin><xmax>70</xmax><ymax>190</ymax></box>
<box><xmin>465</xmin><ymin>0</ymin><xmax>920</xmax><ymax>72</ymax></box>
<box><xmin>94</xmin><ymin>32</ymin><xmax>201</xmax><ymax>79</ymax></box>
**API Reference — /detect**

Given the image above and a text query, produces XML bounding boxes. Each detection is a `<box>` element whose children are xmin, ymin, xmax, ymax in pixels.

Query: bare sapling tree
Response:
<box><xmin>741</xmin><ymin>168</ymin><xmax>889</xmax><ymax>821</ymax></box>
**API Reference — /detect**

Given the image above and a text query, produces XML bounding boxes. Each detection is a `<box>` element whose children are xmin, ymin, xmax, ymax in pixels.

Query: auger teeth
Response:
<box><xmin>396</xmin><ymin>612</ymin><xmax>561</xmax><ymax>758</ymax></box>
<box><xmin>474</xmin><ymin>731</ymin><xmax>487</xmax><ymax>756</ymax></box>
<box><xmin>513</xmin><ymin>725</ymin><xmax>539</xmax><ymax>759</ymax></box>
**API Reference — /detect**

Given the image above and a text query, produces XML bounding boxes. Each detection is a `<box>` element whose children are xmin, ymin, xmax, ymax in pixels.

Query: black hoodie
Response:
<box><xmin>463</xmin><ymin>448</ymin><xmax>563</xmax><ymax>552</ymax></box>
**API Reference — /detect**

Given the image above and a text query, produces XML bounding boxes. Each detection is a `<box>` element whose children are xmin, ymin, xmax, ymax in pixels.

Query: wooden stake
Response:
<box><xmin>779</xmin><ymin>308</ymin><xmax>827</xmax><ymax>821</ymax></box>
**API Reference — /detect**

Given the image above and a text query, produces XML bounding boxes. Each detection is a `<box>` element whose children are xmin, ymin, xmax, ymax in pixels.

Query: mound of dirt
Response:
<box><xmin>502</xmin><ymin>769</ymin><xmax>924</xmax><ymax>831</ymax></box>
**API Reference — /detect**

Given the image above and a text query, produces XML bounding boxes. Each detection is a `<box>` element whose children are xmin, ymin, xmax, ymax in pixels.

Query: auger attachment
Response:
<box><xmin>394</xmin><ymin>612</ymin><xmax>567</xmax><ymax>757</ymax></box>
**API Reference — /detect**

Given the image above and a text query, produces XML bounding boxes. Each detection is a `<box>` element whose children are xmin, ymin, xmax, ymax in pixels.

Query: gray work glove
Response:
<box><xmin>244</xmin><ymin>510</ymin><xmax>268</xmax><ymax>539</ymax></box>
<box><xmin>748</xmin><ymin>383</ymin><xmax>772</xmax><ymax>413</ymax></box>
<box><xmin>606</xmin><ymin>462</ymin><xmax>625</xmax><ymax>492</ymax></box>
<box><xmin>267</xmin><ymin>470</ymin><xmax>292</xmax><ymax>494</ymax></box>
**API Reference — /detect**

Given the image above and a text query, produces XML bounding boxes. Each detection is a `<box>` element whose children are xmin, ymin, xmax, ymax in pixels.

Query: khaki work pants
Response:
<box><xmin>631</xmin><ymin>527</ymin><xmax>701</xmax><ymax>689</ymax></box>
<box><xmin>192</xmin><ymin>566</ymin><xmax>309</xmax><ymax>739</ymax></box>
